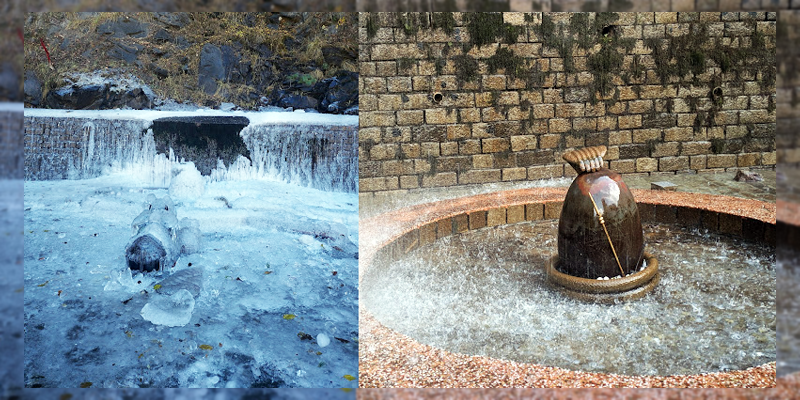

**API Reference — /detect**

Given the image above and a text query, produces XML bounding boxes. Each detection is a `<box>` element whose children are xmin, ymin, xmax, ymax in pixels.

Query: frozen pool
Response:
<box><xmin>23</xmin><ymin>109</ymin><xmax>359</xmax><ymax>388</ymax></box>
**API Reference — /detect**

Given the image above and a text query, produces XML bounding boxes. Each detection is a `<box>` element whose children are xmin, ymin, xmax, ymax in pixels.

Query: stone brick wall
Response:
<box><xmin>358</xmin><ymin>12</ymin><xmax>776</xmax><ymax>193</ymax></box>
<box><xmin>24</xmin><ymin>116</ymin><xmax>150</xmax><ymax>181</ymax></box>
<box><xmin>778</xmin><ymin>10</ymin><xmax>799</xmax><ymax>166</ymax></box>
<box><xmin>0</xmin><ymin>107</ymin><xmax>23</xmax><ymax>179</ymax></box>
<box><xmin>358</xmin><ymin>0</ymin><xmax>797</xmax><ymax>12</ymax></box>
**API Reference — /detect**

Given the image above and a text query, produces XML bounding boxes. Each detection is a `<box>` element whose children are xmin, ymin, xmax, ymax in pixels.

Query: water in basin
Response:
<box><xmin>363</xmin><ymin>220</ymin><xmax>775</xmax><ymax>376</ymax></box>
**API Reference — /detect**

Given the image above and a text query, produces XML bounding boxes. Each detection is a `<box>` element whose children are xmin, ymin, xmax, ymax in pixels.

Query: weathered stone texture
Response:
<box><xmin>358</xmin><ymin>12</ymin><xmax>776</xmax><ymax>192</ymax></box>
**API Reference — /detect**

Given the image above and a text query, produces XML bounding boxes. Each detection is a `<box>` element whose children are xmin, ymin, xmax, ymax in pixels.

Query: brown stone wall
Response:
<box><xmin>358</xmin><ymin>12</ymin><xmax>776</xmax><ymax>193</ymax></box>
<box><xmin>0</xmin><ymin>108</ymin><xmax>23</xmax><ymax>179</ymax></box>
<box><xmin>358</xmin><ymin>0</ymin><xmax>795</xmax><ymax>12</ymax></box>
<box><xmin>778</xmin><ymin>10</ymin><xmax>800</xmax><ymax>166</ymax></box>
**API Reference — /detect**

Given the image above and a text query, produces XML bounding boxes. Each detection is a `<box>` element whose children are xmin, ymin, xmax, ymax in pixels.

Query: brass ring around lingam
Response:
<box><xmin>545</xmin><ymin>252</ymin><xmax>659</xmax><ymax>302</ymax></box>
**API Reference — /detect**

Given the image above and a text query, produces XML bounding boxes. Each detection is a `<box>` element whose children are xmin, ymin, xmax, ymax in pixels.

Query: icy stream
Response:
<box><xmin>23</xmin><ymin>109</ymin><xmax>359</xmax><ymax>388</ymax></box>
<box><xmin>363</xmin><ymin>220</ymin><xmax>775</xmax><ymax>376</ymax></box>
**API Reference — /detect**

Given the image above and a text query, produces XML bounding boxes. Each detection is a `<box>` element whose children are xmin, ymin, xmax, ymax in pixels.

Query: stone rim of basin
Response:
<box><xmin>358</xmin><ymin>187</ymin><xmax>776</xmax><ymax>385</ymax></box>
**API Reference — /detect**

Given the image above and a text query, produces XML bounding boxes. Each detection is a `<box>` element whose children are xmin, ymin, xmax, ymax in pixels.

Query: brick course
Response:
<box><xmin>359</xmin><ymin>12</ymin><xmax>776</xmax><ymax>193</ymax></box>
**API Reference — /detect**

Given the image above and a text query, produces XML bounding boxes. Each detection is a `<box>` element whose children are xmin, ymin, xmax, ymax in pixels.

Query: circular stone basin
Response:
<box><xmin>363</xmin><ymin>220</ymin><xmax>774</xmax><ymax>376</ymax></box>
<box><xmin>360</xmin><ymin>188</ymin><xmax>776</xmax><ymax>385</ymax></box>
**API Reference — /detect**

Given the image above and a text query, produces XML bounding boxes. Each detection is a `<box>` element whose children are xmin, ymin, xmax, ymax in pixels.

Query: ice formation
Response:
<box><xmin>140</xmin><ymin>289</ymin><xmax>196</xmax><ymax>327</ymax></box>
<box><xmin>126</xmin><ymin>194</ymin><xmax>202</xmax><ymax>273</ymax></box>
<box><xmin>169</xmin><ymin>162</ymin><xmax>205</xmax><ymax>200</ymax></box>
<box><xmin>24</xmin><ymin>109</ymin><xmax>359</xmax><ymax>387</ymax></box>
<box><xmin>26</xmin><ymin>109</ymin><xmax>358</xmax><ymax>192</ymax></box>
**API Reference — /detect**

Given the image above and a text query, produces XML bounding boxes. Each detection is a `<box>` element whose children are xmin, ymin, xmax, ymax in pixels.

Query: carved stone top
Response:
<box><xmin>563</xmin><ymin>145</ymin><xmax>607</xmax><ymax>174</ymax></box>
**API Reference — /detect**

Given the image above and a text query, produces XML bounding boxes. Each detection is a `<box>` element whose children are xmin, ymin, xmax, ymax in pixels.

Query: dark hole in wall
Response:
<box><xmin>151</xmin><ymin>116</ymin><xmax>250</xmax><ymax>175</ymax></box>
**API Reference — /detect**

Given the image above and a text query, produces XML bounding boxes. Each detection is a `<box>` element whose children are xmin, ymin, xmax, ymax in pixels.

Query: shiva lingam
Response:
<box><xmin>546</xmin><ymin>146</ymin><xmax>659</xmax><ymax>301</ymax></box>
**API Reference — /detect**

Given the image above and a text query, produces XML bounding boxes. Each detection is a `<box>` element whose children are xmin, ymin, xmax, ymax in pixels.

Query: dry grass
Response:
<box><xmin>24</xmin><ymin>12</ymin><xmax>358</xmax><ymax>108</ymax></box>
<box><xmin>27</xmin><ymin>0</ymin><xmax>354</xmax><ymax>12</ymax></box>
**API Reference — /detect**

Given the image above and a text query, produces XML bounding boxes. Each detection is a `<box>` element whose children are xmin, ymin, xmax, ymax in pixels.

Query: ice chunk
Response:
<box><xmin>127</xmin><ymin>194</ymin><xmax>194</xmax><ymax>272</ymax></box>
<box><xmin>317</xmin><ymin>333</ymin><xmax>330</xmax><ymax>348</ymax></box>
<box><xmin>169</xmin><ymin>162</ymin><xmax>205</xmax><ymax>200</ymax></box>
<box><xmin>140</xmin><ymin>288</ymin><xmax>195</xmax><ymax>327</ymax></box>
<box><xmin>178</xmin><ymin>218</ymin><xmax>202</xmax><ymax>255</ymax></box>
<box><xmin>155</xmin><ymin>267</ymin><xmax>203</xmax><ymax>298</ymax></box>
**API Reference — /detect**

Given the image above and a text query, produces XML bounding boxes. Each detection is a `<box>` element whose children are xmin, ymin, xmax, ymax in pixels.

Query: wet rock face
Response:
<box><xmin>557</xmin><ymin>168</ymin><xmax>644</xmax><ymax>279</ymax></box>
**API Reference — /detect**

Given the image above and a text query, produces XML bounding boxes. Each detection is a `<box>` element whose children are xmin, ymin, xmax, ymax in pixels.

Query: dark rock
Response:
<box><xmin>152</xmin><ymin>29</ymin><xmax>173</xmax><ymax>43</ymax></box>
<box><xmin>24</xmin><ymin>71</ymin><xmax>41</xmax><ymax>106</ymax></box>
<box><xmin>108</xmin><ymin>41</ymin><xmax>143</xmax><ymax>64</ymax></box>
<box><xmin>58</xmin><ymin>36</ymin><xmax>73</xmax><ymax>51</ymax></box>
<box><xmin>322</xmin><ymin>46</ymin><xmax>357</xmax><ymax>68</ymax></box>
<box><xmin>279</xmin><ymin>95</ymin><xmax>319</xmax><ymax>110</ymax></box>
<box><xmin>278</xmin><ymin>12</ymin><xmax>303</xmax><ymax>23</ymax></box>
<box><xmin>734</xmin><ymin>170</ymin><xmax>763</xmax><ymax>182</ymax></box>
<box><xmin>45</xmin><ymin>83</ymin><xmax>152</xmax><ymax>110</ymax></box>
<box><xmin>152</xmin><ymin>47</ymin><xmax>167</xmax><ymax>57</ymax></box>
<box><xmin>243</xmin><ymin>13</ymin><xmax>260</xmax><ymax>27</ymax></box>
<box><xmin>153</xmin><ymin>12</ymin><xmax>191</xmax><ymax>28</ymax></box>
<box><xmin>198</xmin><ymin>44</ymin><xmax>225</xmax><ymax>95</ymax></box>
<box><xmin>175</xmin><ymin>36</ymin><xmax>191</xmax><ymax>49</ymax></box>
<box><xmin>220</xmin><ymin>45</ymin><xmax>242</xmax><ymax>83</ymax></box>
<box><xmin>318</xmin><ymin>71</ymin><xmax>358</xmax><ymax>114</ymax></box>
<box><xmin>97</xmin><ymin>16</ymin><xmax>148</xmax><ymax>38</ymax></box>
<box><xmin>151</xmin><ymin>63</ymin><xmax>169</xmax><ymax>79</ymax></box>
<box><xmin>0</xmin><ymin>63</ymin><xmax>20</xmax><ymax>101</ymax></box>
<box><xmin>283</xmin><ymin>36</ymin><xmax>300</xmax><ymax>52</ymax></box>
<box><xmin>257</xmin><ymin>44</ymin><xmax>273</xmax><ymax>59</ymax></box>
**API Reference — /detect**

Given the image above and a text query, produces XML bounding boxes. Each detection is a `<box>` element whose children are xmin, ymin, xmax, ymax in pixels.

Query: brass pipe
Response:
<box><xmin>587</xmin><ymin>192</ymin><xmax>625</xmax><ymax>277</ymax></box>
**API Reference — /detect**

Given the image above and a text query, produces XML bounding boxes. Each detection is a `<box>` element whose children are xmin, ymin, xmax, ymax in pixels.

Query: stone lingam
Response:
<box><xmin>546</xmin><ymin>146</ymin><xmax>659</xmax><ymax>301</ymax></box>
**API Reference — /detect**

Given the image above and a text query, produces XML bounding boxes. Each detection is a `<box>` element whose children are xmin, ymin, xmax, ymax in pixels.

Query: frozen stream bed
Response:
<box><xmin>24</xmin><ymin>175</ymin><xmax>358</xmax><ymax>388</ymax></box>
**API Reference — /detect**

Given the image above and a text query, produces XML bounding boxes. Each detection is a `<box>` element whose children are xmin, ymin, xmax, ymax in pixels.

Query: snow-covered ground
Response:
<box><xmin>0</xmin><ymin>180</ymin><xmax>23</xmax><ymax>397</ymax></box>
<box><xmin>24</xmin><ymin>171</ymin><xmax>358</xmax><ymax>388</ymax></box>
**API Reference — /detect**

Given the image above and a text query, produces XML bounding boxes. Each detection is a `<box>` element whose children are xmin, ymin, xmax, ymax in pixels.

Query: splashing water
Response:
<box><xmin>363</xmin><ymin>221</ymin><xmax>775</xmax><ymax>376</ymax></box>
